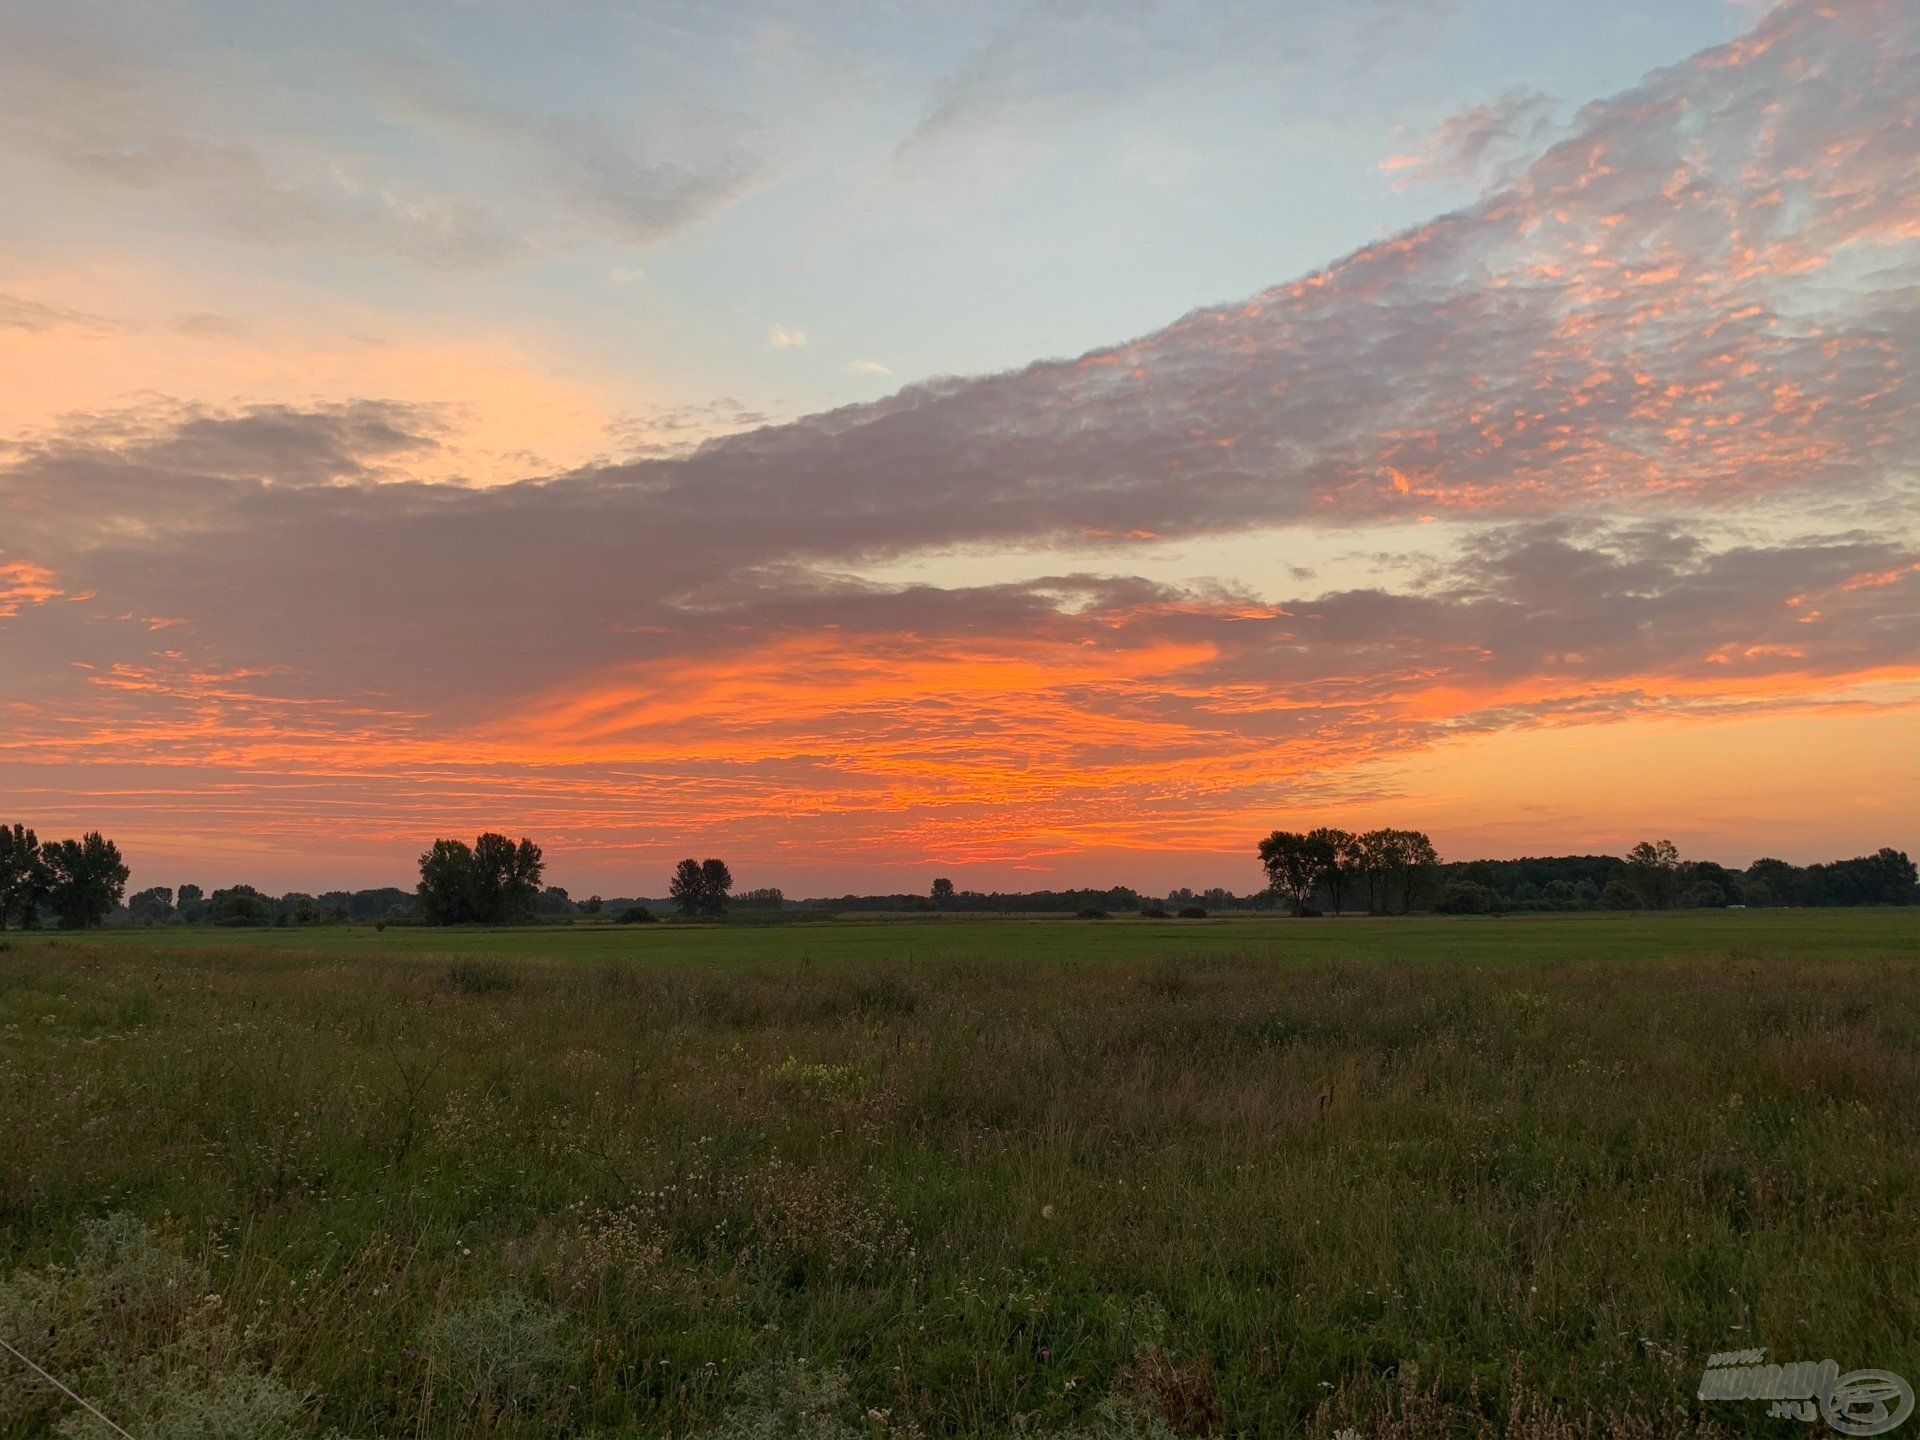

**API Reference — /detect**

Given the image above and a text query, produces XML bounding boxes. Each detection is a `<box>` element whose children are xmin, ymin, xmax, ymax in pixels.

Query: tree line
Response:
<box><xmin>3</xmin><ymin>819</ymin><xmax>1913</xmax><ymax>929</ymax></box>
<box><xmin>1256</xmin><ymin>828</ymin><xmax>1919</xmax><ymax>915</ymax></box>
<box><xmin>1432</xmin><ymin>841</ymin><xmax>1919</xmax><ymax>914</ymax></box>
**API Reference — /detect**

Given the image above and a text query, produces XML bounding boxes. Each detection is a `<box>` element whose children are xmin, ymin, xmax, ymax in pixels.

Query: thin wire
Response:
<box><xmin>0</xmin><ymin>1334</ymin><xmax>139</xmax><ymax>1439</ymax></box>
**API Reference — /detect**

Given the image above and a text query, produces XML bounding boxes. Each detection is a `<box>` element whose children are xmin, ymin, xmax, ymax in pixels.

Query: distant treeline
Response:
<box><xmin>1431</xmin><ymin>846</ymin><xmax>1919</xmax><ymax>913</ymax></box>
<box><xmin>1</xmin><ymin>817</ymin><xmax>1913</xmax><ymax>930</ymax></box>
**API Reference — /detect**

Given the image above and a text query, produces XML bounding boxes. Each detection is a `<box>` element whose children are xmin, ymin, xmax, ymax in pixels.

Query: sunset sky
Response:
<box><xmin>2</xmin><ymin>0</ymin><xmax>1915</xmax><ymax>897</ymax></box>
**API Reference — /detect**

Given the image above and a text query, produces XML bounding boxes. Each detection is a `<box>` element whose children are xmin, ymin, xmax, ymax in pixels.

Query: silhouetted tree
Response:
<box><xmin>1351</xmin><ymin>830</ymin><xmax>1392</xmax><ymax>913</ymax></box>
<box><xmin>1625</xmin><ymin>839</ymin><xmax>1683</xmax><ymax>909</ymax></box>
<box><xmin>1384</xmin><ymin>829</ymin><xmax>1440</xmax><ymax>914</ymax></box>
<box><xmin>1258</xmin><ymin>830</ymin><xmax>1333</xmax><ymax>916</ymax></box>
<box><xmin>44</xmin><ymin>832</ymin><xmax>129</xmax><ymax>929</ymax></box>
<box><xmin>128</xmin><ymin>886</ymin><xmax>174</xmax><ymax>925</ymax></box>
<box><xmin>1306</xmin><ymin>827</ymin><xmax>1358</xmax><ymax>913</ymax></box>
<box><xmin>0</xmin><ymin>823</ymin><xmax>51</xmax><ymax>929</ymax></box>
<box><xmin>470</xmin><ymin>832</ymin><xmax>545</xmax><ymax>923</ymax></box>
<box><xmin>699</xmin><ymin>858</ymin><xmax>733</xmax><ymax>917</ymax></box>
<box><xmin>176</xmin><ymin>882</ymin><xmax>206</xmax><ymax>923</ymax></box>
<box><xmin>669</xmin><ymin>858</ymin><xmax>706</xmax><ymax>918</ymax></box>
<box><xmin>208</xmin><ymin>884</ymin><xmax>273</xmax><ymax>926</ymax></box>
<box><xmin>930</xmin><ymin>877</ymin><xmax>955</xmax><ymax>909</ymax></box>
<box><xmin>418</xmin><ymin>838</ymin><xmax>477</xmax><ymax>924</ymax></box>
<box><xmin>414</xmin><ymin>833</ymin><xmax>543</xmax><ymax>925</ymax></box>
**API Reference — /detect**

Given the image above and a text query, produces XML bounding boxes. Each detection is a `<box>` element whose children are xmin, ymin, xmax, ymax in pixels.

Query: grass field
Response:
<box><xmin>1</xmin><ymin>910</ymin><xmax>1915</xmax><ymax>1437</ymax></box>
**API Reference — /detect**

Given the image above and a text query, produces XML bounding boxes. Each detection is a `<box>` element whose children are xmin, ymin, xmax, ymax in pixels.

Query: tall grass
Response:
<box><xmin>1</xmin><ymin>919</ymin><xmax>1914</xmax><ymax>1436</ymax></box>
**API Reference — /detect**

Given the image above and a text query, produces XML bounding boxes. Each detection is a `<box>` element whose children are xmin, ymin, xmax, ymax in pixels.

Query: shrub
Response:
<box><xmin>0</xmin><ymin>1213</ymin><xmax>310</xmax><ymax>1439</ymax></box>
<box><xmin>616</xmin><ymin>905</ymin><xmax>656</xmax><ymax>924</ymax></box>
<box><xmin>1139</xmin><ymin>905</ymin><xmax>1170</xmax><ymax>918</ymax></box>
<box><xmin>701</xmin><ymin>1358</ymin><xmax>862</xmax><ymax>1440</ymax></box>
<box><xmin>1435</xmin><ymin>880</ymin><xmax>1498</xmax><ymax>915</ymax></box>
<box><xmin>1178</xmin><ymin>905</ymin><xmax>1208</xmax><ymax>919</ymax></box>
<box><xmin>426</xmin><ymin>1290</ymin><xmax>567</xmax><ymax>1417</ymax></box>
<box><xmin>1601</xmin><ymin>877</ymin><xmax>1642</xmax><ymax>910</ymax></box>
<box><xmin>1076</xmin><ymin>907</ymin><xmax>1110</xmax><ymax>919</ymax></box>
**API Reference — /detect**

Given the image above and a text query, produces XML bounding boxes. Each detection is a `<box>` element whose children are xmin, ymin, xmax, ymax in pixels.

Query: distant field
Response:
<box><xmin>7</xmin><ymin>904</ymin><xmax>1915</xmax><ymax>968</ymax></box>
<box><xmin>2</xmin><ymin>910</ymin><xmax>1915</xmax><ymax>1437</ymax></box>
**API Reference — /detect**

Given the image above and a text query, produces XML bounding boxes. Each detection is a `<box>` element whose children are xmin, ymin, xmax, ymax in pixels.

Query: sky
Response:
<box><xmin>0</xmin><ymin>0</ymin><xmax>1915</xmax><ymax>898</ymax></box>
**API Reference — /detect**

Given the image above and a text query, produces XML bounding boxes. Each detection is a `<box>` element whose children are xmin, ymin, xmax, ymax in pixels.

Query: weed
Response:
<box><xmin>443</xmin><ymin>960</ymin><xmax>517</xmax><ymax>994</ymax></box>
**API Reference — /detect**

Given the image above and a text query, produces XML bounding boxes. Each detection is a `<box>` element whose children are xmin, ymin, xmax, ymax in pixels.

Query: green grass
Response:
<box><xmin>8</xmin><ymin>905</ymin><xmax>1914</xmax><ymax>968</ymax></box>
<box><xmin>1</xmin><ymin>911</ymin><xmax>1914</xmax><ymax>1437</ymax></box>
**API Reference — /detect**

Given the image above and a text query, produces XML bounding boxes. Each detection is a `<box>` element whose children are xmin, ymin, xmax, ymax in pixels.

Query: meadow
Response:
<box><xmin>1</xmin><ymin>910</ymin><xmax>1914</xmax><ymax>1438</ymax></box>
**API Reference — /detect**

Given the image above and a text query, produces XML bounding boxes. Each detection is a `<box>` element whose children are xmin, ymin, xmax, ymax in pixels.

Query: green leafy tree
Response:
<box><xmin>930</xmin><ymin>877</ymin><xmax>955</xmax><ymax>909</ymax></box>
<box><xmin>0</xmin><ymin>822</ymin><xmax>51</xmax><ymax>929</ymax></box>
<box><xmin>669</xmin><ymin>858</ymin><xmax>707</xmax><ymax>918</ymax></box>
<box><xmin>698</xmin><ymin>858</ymin><xmax>734</xmax><ymax>918</ymax></box>
<box><xmin>44</xmin><ymin>832</ymin><xmax>130</xmax><ymax>929</ymax></box>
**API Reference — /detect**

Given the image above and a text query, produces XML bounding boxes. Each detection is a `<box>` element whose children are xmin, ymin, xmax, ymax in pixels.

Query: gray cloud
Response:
<box><xmin>361</xmin><ymin>55</ymin><xmax>773</xmax><ymax>248</ymax></box>
<box><xmin>0</xmin><ymin>4</ymin><xmax>776</xmax><ymax>265</ymax></box>
<box><xmin>892</xmin><ymin>0</ymin><xmax>1435</xmax><ymax>172</ymax></box>
<box><xmin>1381</xmin><ymin>86</ymin><xmax>1558</xmax><ymax>191</ymax></box>
<box><xmin>0</xmin><ymin>293</ymin><xmax>120</xmax><ymax>335</ymax></box>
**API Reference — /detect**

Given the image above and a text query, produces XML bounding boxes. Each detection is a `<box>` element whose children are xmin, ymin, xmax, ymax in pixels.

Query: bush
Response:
<box><xmin>1602</xmin><ymin>878</ymin><xmax>1642</xmax><ymax>910</ymax></box>
<box><xmin>1139</xmin><ymin>905</ymin><xmax>1170</xmax><ymax>919</ymax></box>
<box><xmin>427</xmin><ymin>1290</ymin><xmax>567</xmax><ymax>1417</ymax></box>
<box><xmin>1077</xmin><ymin>907</ymin><xmax>1110</xmax><ymax>919</ymax></box>
<box><xmin>1435</xmin><ymin>880</ymin><xmax>1499</xmax><ymax>915</ymax></box>
<box><xmin>616</xmin><ymin>905</ymin><xmax>656</xmax><ymax>924</ymax></box>
<box><xmin>0</xmin><ymin>1213</ymin><xmax>310</xmax><ymax>1438</ymax></box>
<box><xmin>1177</xmin><ymin>905</ymin><xmax>1208</xmax><ymax>919</ymax></box>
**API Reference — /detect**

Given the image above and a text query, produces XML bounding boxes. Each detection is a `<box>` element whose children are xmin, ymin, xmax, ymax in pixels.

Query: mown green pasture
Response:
<box><xmin>1</xmin><ymin>910</ymin><xmax>1914</xmax><ymax>1437</ymax></box>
